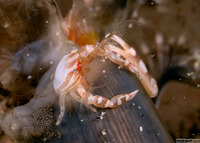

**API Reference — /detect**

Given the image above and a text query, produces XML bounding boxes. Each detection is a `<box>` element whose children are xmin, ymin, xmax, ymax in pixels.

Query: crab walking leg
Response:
<box><xmin>103</xmin><ymin>35</ymin><xmax>158</xmax><ymax>97</ymax></box>
<box><xmin>56</xmin><ymin>93</ymin><xmax>66</xmax><ymax>125</ymax></box>
<box><xmin>70</xmin><ymin>92</ymin><xmax>97</xmax><ymax>112</ymax></box>
<box><xmin>129</xmin><ymin>63</ymin><xmax>158</xmax><ymax>98</ymax></box>
<box><xmin>77</xmin><ymin>86</ymin><xmax>139</xmax><ymax>108</ymax></box>
<box><xmin>98</xmin><ymin>90</ymin><xmax>139</xmax><ymax>108</ymax></box>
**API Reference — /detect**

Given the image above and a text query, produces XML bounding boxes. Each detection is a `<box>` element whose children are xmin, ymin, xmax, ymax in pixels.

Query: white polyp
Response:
<box><xmin>128</xmin><ymin>23</ymin><xmax>133</xmax><ymax>28</ymax></box>
<box><xmin>0</xmin><ymin>95</ymin><xmax>56</xmax><ymax>141</ymax></box>
<box><xmin>56</xmin><ymin>31</ymin><xmax>59</xmax><ymax>36</ymax></box>
<box><xmin>139</xmin><ymin>60</ymin><xmax>148</xmax><ymax>73</ymax></box>
<box><xmin>50</xmin><ymin>61</ymin><xmax>53</xmax><ymax>64</ymax></box>
<box><xmin>140</xmin><ymin>126</ymin><xmax>143</xmax><ymax>132</ymax></box>
<box><xmin>27</xmin><ymin>75</ymin><xmax>32</xmax><ymax>79</ymax></box>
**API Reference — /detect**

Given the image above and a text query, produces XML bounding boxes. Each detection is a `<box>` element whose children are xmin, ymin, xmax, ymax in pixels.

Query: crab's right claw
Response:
<box><xmin>104</xmin><ymin>90</ymin><xmax>139</xmax><ymax>108</ymax></box>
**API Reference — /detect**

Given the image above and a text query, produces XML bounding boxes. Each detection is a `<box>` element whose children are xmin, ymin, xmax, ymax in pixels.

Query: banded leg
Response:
<box><xmin>56</xmin><ymin>93</ymin><xmax>66</xmax><ymax>125</ymax></box>
<box><xmin>99</xmin><ymin>34</ymin><xmax>158</xmax><ymax>97</ymax></box>
<box><xmin>77</xmin><ymin>86</ymin><xmax>138</xmax><ymax>108</ymax></box>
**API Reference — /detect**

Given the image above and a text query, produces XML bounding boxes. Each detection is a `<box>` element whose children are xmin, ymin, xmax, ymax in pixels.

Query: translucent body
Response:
<box><xmin>53</xmin><ymin>45</ymin><xmax>139</xmax><ymax>125</ymax></box>
<box><xmin>53</xmin><ymin>22</ymin><xmax>158</xmax><ymax>125</ymax></box>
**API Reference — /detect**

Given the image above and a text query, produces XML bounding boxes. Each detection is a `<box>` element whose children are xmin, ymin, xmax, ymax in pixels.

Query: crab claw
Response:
<box><xmin>78</xmin><ymin>88</ymin><xmax>139</xmax><ymax>108</ymax></box>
